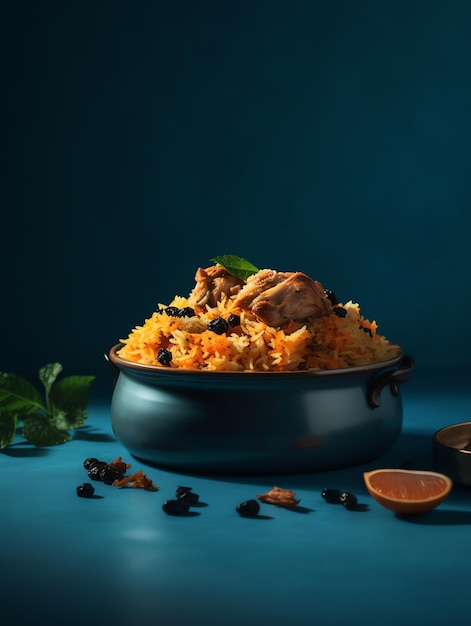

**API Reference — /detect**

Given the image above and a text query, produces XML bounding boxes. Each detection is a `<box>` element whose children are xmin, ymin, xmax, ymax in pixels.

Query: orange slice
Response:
<box><xmin>363</xmin><ymin>469</ymin><xmax>452</xmax><ymax>514</ymax></box>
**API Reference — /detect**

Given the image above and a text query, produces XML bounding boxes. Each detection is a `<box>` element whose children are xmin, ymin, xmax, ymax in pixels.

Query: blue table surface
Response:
<box><xmin>2</xmin><ymin>378</ymin><xmax>471</xmax><ymax>626</ymax></box>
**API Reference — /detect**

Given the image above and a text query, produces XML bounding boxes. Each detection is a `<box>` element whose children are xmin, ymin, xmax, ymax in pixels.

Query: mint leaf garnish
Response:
<box><xmin>22</xmin><ymin>414</ymin><xmax>71</xmax><ymax>447</ymax></box>
<box><xmin>0</xmin><ymin>372</ymin><xmax>45</xmax><ymax>416</ymax></box>
<box><xmin>49</xmin><ymin>374</ymin><xmax>95</xmax><ymax>414</ymax></box>
<box><xmin>0</xmin><ymin>364</ymin><xmax>94</xmax><ymax>449</ymax></box>
<box><xmin>39</xmin><ymin>363</ymin><xmax>63</xmax><ymax>396</ymax></box>
<box><xmin>51</xmin><ymin>407</ymin><xmax>87</xmax><ymax>431</ymax></box>
<box><xmin>210</xmin><ymin>255</ymin><xmax>259</xmax><ymax>281</ymax></box>
<box><xmin>0</xmin><ymin>412</ymin><xmax>17</xmax><ymax>448</ymax></box>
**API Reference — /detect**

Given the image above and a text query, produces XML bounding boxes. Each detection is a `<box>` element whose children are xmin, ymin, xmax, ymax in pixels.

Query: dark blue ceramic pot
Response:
<box><xmin>106</xmin><ymin>344</ymin><xmax>414</xmax><ymax>475</ymax></box>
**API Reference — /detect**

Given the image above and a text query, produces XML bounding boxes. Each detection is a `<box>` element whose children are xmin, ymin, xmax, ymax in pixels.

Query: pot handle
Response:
<box><xmin>367</xmin><ymin>355</ymin><xmax>414</xmax><ymax>409</ymax></box>
<box><xmin>103</xmin><ymin>350</ymin><xmax>119</xmax><ymax>387</ymax></box>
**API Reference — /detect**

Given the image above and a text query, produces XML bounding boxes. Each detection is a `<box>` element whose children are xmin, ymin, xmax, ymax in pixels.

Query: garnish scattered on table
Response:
<box><xmin>81</xmin><ymin>456</ymin><xmax>159</xmax><ymax>493</ymax></box>
<box><xmin>321</xmin><ymin>488</ymin><xmax>359</xmax><ymax>510</ymax></box>
<box><xmin>236</xmin><ymin>499</ymin><xmax>261</xmax><ymax>517</ymax></box>
<box><xmin>0</xmin><ymin>363</ymin><xmax>95</xmax><ymax>448</ymax></box>
<box><xmin>162</xmin><ymin>486</ymin><xmax>202</xmax><ymax>515</ymax></box>
<box><xmin>257</xmin><ymin>486</ymin><xmax>301</xmax><ymax>508</ymax></box>
<box><xmin>113</xmin><ymin>469</ymin><xmax>159</xmax><ymax>491</ymax></box>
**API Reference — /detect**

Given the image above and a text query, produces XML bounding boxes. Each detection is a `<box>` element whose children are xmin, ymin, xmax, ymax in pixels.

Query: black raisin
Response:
<box><xmin>157</xmin><ymin>348</ymin><xmax>173</xmax><ymax>366</ymax></box>
<box><xmin>164</xmin><ymin>306</ymin><xmax>180</xmax><ymax>317</ymax></box>
<box><xmin>360</xmin><ymin>326</ymin><xmax>373</xmax><ymax>337</ymax></box>
<box><xmin>333</xmin><ymin>306</ymin><xmax>347</xmax><ymax>318</ymax></box>
<box><xmin>321</xmin><ymin>488</ymin><xmax>343</xmax><ymax>504</ymax></box>
<box><xmin>177</xmin><ymin>306</ymin><xmax>195</xmax><ymax>318</ymax></box>
<box><xmin>324</xmin><ymin>289</ymin><xmax>339</xmax><ymax>305</ymax></box>
<box><xmin>99</xmin><ymin>464</ymin><xmax>124</xmax><ymax>485</ymax></box>
<box><xmin>228</xmin><ymin>314</ymin><xmax>241</xmax><ymax>328</ymax></box>
<box><xmin>83</xmin><ymin>457</ymin><xmax>99</xmax><ymax>470</ymax></box>
<box><xmin>76</xmin><ymin>483</ymin><xmax>95</xmax><ymax>498</ymax></box>
<box><xmin>88</xmin><ymin>461</ymin><xmax>107</xmax><ymax>481</ymax></box>
<box><xmin>236</xmin><ymin>499</ymin><xmax>260</xmax><ymax>518</ymax></box>
<box><xmin>162</xmin><ymin>499</ymin><xmax>191</xmax><ymax>515</ymax></box>
<box><xmin>340</xmin><ymin>492</ymin><xmax>358</xmax><ymax>510</ymax></box>
<box><xmin>176</xmin><ymin>486</ymin><xmax>200</xmax><ymax>505</ymax></box>
<box><xmin>207</xmin><ymin>317</ymin><xmax>229</xmax><ymax>335</ymax></box>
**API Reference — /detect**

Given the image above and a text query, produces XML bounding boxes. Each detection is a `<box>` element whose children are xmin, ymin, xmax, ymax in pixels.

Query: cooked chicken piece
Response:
<box><xmin>188</xmin><ymin>264</ymin><xmax>245</xmax><ymax>308</ymax></box>
<box><xmin>234</xmin><ymin>270</ymin><xmax>331</xmax><ymax>327</ymax></box>
<box><xmin>232</xmin><ymin>269</ymin><xmax>293</xmax><ymax>309</ymax></box>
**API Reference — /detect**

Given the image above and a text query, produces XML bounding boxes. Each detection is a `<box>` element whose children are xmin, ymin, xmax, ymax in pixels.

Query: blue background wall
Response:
<box><xmin>2</xmin><ymin>0</ymin><xmax>470</xmax><ymax>391</ymax></box>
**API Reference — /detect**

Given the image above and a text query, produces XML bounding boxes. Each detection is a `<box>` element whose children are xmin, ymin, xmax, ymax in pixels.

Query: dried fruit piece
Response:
<box><xmin>175</xmin><ymin>486</ymin><xmax>200</xmax><ymax>505</ymax></box>
<box><xmin>321</xmin><ymin>488</ymin><xmax>342</xmax><ymax>503</ymax></box>
<box><xmin>162</xmin><ymin>499</ymin><xmax>191</xmax><ymax>515</ymax></box>
<box><xmin>257</xmin><ymin>486</ymin><xmax>300</xmax><ymax>508</ymax></box>
<box><xmin>87</xmin><ymin>461</ymin><xmax>107</xmax><ymax>481</ymax></box>
<box><xmin>207</xmin><ymin>317</ymin><xmax>229</xmax><ymax>335</ymax></box>
<box><xmin>164</xmin><ymin>306</ymin><xmax>180</xmax><ymax>317</ymax></box>
<box><xmin>323</xmin><ymin>289</ymin><xmax>339</xmax><ymax>305</ymax></box>
<box><xmin>340</xmin><ymin>492</ymin><xmax>358</xmax><ymax>510</ymax></box>
<box><xmin>178</xmin><ymin>307</ymin><xmax>195</xmax><ymax>318</ymax></box>
<box><xmin>99</xmin><ymin>464</ymin><xmax>124</xmax><ymax>485</ymax></box>
<box><xmin>157</xmin><ymin>348</ymin><xmax>173</xmax><ymax>366</ymax></box>
<box><xmin>76</xmin><ymin>483</ymin><xmax>95</xmax><ymax>498</ymax></box>
<box><xmin>227</xmin><ymin>313</ymin><xmax>241</xmax><ymax>327</ymax></box>
<box><xmin>236</xmin><ymin>499</ymin><xmax>260</xmax><ymax>517</ymax></box>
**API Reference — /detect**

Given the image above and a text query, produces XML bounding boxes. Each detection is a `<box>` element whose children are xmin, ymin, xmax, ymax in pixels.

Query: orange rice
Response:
<box><xmin>117</xmin><ymin>295</ymin><xmax>400</xmax><ymax>372</ymax></box>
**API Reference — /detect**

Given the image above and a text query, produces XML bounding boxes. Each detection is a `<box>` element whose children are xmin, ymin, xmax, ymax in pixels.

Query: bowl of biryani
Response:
<box><xmin>106</xmin><ymin>257</ymin><xmax>414</xmax><ymax>474</ymax></box>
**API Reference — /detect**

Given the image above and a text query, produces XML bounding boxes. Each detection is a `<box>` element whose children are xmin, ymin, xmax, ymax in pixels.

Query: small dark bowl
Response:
<box><xmin>433</xmin><ymin>422</ymin><xmax>471</xmax><ymax>486</ymax></box>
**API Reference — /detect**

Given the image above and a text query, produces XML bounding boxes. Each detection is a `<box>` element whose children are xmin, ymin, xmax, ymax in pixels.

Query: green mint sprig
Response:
<box><xmin>211</xmin><ymin>255</ymin><xmax>259</xmax><ymax>281</ymax></box>
<box><xmin>0</xmin><ymin>363</ymin><xmax>95</xmax><ymax>448</ymax></box>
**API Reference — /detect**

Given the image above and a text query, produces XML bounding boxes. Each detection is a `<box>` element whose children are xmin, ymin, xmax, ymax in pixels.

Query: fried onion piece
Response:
<box><xmin>108</xmin><ymin>455</ymin><xmax>132</xmax><ymax>474</ymax></box>
<box><xmin>112</xmin><ymin>469</ymin><xmax>159</xmax><ymax>491</ymax></box>
<box><xmin>257</xmin><ymin>485</ymin><xmax>300</xmax><ymax>508</ymax></box>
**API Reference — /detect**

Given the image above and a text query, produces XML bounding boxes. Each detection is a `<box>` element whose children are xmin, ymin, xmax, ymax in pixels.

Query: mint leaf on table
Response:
<box><xmin>51</xmin><ymin>407</ymin><xmax>87</xmax><ymax>431</ymax></box>
<box><xmin>0</xmin><ymin>372</ymin><xmax>46</xmax><ymax>416</ymax></box>
<box><xmin>22</xmin><ymin>414</ymin><xmax>71</xmax><ymax>446</ymax></box>
<box><xmin>0</xmin><ymin>364</ymin><xmax>95</xmax><ymax>449</ymax></box>
<box><xmin>49</xmin><ymin>375</ymin><xmax>95</xmax><ymax>429</ymax></box>
<box><xmin>210</xmin><ymin>255</ymin><xmax>259</xmax><ymax>281</ymax></box>
<box><xmin>0</xmin><ymin>412</ymin><xmax>17</xmax><ymax>448</ymax></box>
<box><xmin>39</xmin><ymin>362</ymin><xmax>63</xmax><ymax>396</ymax></box>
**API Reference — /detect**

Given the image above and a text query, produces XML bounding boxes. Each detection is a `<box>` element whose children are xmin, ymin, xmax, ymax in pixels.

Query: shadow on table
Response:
<box><xmin>396</xmin><ymin>507</ymin><xmax>471</xmax><ymax>525</ymax></box>
<box><xmin>185</xmin><ymin>431</ymin><xmax>471</xmax><ymax>517</ymax></box>
<box><xmin>1</xmin><ymin>424</ymin><xmax>116</xmax><ymax>456</ymax></box>
<box><xmin>192</xmin><ymin>431</ymin><xmax>435</xmax><ymax>491</ymax></box>
<box><xmin>72</xmin><ymin>426</ymin><xmax>116</xmax><ymax>443</ymax></box>
<box><xmin>1</xmin><ymin>444</ymin><xmax>50</xmax><ymax>458</ymax></box>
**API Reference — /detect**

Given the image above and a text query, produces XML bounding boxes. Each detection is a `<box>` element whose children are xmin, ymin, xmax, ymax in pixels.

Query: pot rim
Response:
<box><xmin>107</xmin><ymin>343</ymin><xmax>405</xmax><ymax>379</ymax></box>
